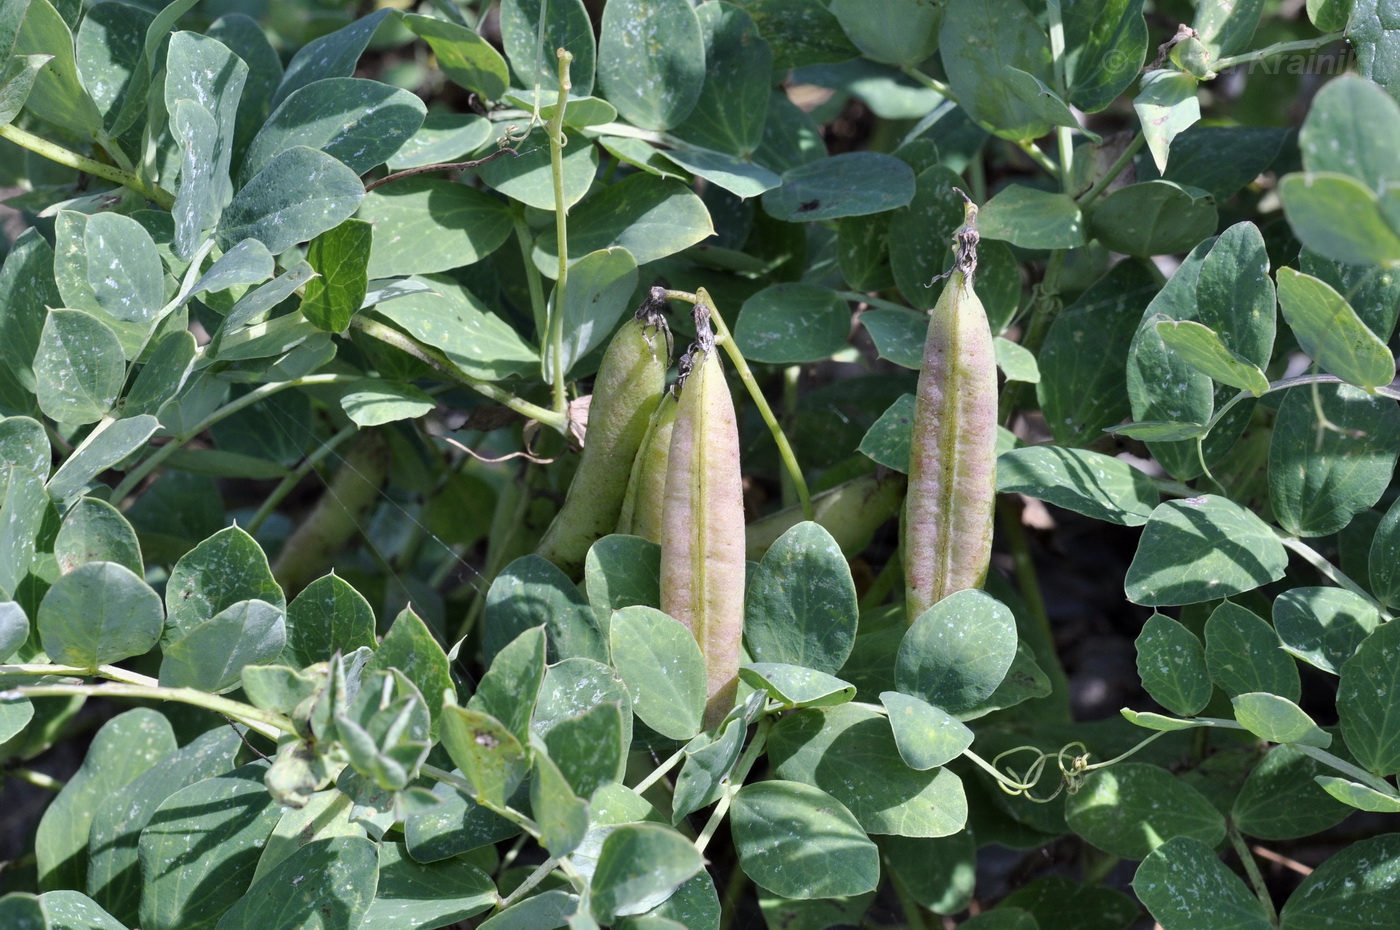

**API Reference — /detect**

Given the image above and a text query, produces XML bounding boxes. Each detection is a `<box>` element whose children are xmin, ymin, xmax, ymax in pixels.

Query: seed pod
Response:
<box><xmin>616</xmin><ymin>390</ymin><xmax>679</xmax><ymax>542</ymax></box>
<box><xmin>745</xmin><ymin>471</ymin><xmax>907</xmax><ymax>562</ymax></box>
<box><xmin>660</xmin><ymin>308</ymin><xmax>745</xmax><ymax>729</ymax></box>
<box><xmin>536</xmin><ymin>303</ymin><xmax>671</xmax><ymax>579</ymax></box>
<box><xmin>904</xmin><ymin>193</ymin><xmax>997</xmax><ymax>623</ymax></box>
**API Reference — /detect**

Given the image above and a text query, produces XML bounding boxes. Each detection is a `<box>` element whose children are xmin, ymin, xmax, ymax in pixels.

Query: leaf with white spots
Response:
<box><xmin>499</xmin><ymin>0</ymin><xmax>597</xmax><ymax>98</ymax></box>
<box><xmin>362</xmin><ymin>841</ymin><xmax>495</xmax><ymax>929</ymax></box>
<box><xmin>218</xmin><ymin>146</ymin><xmax>365</xmax><ymax>256</ymax></box>
<box><xmin>213</xmin><ymin>836</ymin><xmax>379</xmax><ymax>930</ymax></box>
<box><xmin>52</xmin><ymin>210</ymin><xmax>165</xmax><ymax>354</ymax></box>
<box><xmin>897</xmin><ymin>589</ymin><xmax>1017</xmax><ymax>715</ymax></box>
<box><xmin>1134</xmin><ymin>613</ymin><xmax>1211</xmax><ymax>716</ymax></box>
<box><xmin>164</xmin><ymin>525</ymin><xmax>285</xmax><ymax>641</ymax></box>
<box><xmin>359</xmin><ymin>179</ymin><xmax>513</xmax><ymax>277</ymax></box>
<box><xmin>1338</xmin><ymin>620</ymin><xmax>1400</xmax><ymax>776</ymax></box>
<box><xmin>1124</xmin><ymin>496</ymin><xmax>1287</xmax><ymax>606</ymax></box>
<box><xmin>402</xmin><ymin>14</ymin><xmax>509</xmax><ymax>101</ymax></box>
<box><xmin>34</xmin><ymin>309</ymin><xmax>125</xmax><ymax>425</ymax></box>
<box><xmin>1204</xmin><ymin>600</ymin><xmax>1300</xmax><ymax>703</ymax></box>
<box><xmin>1133</xmin><ymin>837</ymin><xmax>1272</xmax><ymax>930</ymax></box>
<box><xmin>589</xmin><ymin>823</ymin><xmax>703</xmax><ymax>923</ymax></box>
<box><xmin>1279</xmin><ymin>833</ymin><xmax>1400</xmax><ymax>929</ymax></box>
<box><xmin>158</xmin><ymin>599</ymin><xmax>286</xmax><ymax>693</ymax></box>
<box><xmin>271</xmin><ymin>8</ymin><xmax>394</xmax><ymax>107</ymax></box>
<box><xmin>241</xmin><ymin>77</ymin><xmax>426</xmax><ymax>182</ymax></box>
<box><xmin>38</xmin><ymin>561</ymin><xmax>162</xmax><ymax>668</ymax></box>
<box><xmin>47</xmin><ymin>415</ymin><xmax>159</xmax><ymax>501</ymax></box>
<box><xmin>597</xmin><ymin>0</ymin><xmax>705</xmax><ymax>131</ymax></box>
<box><xmin>731</xmin><ymin>781</ymin><xmax>878</xmax><ymax>899</ymax></box>
<box><xmin>733</xmin><ymin>283</ymin><xmax>851</xmax><ymax>365</ymax></box>
<box><xmin>744</xmin><ymin>521</ymin><xmax>858</xmax><ymax>674</ymax></box>
<box><xmin>997</xmin><ymin>445</ymin><xmax>1158</xmax><ymax>527</ymax></box>
<box><xmin>609</xmin><ymin>605</ymin><xmax>706</xmax><ymax>741</ymax></box>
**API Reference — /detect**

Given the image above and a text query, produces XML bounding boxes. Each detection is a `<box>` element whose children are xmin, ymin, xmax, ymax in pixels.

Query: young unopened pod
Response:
<box><xmin>659</xmin><ymin>339</ymin><xmax>745</xmax><ymax>730</ymax></box>
<box><xmin>616</xmin><ymin>390</ymin><xmax>679</xmax><ymax>543</ymax></box>
<box><xmin>536</xmin><ymin>310</ymin><xmax>671</xmax><ymax>579</ymax></box>
<box><xmin>904</xmin><ymin>194</ymin><xmax>997</xmax><ymax>622</ymax></box>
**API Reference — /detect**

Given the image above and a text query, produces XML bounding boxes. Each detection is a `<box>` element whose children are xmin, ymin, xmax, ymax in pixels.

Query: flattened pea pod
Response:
<box><xmin>536</xmin><ymin>302</ymin><xmax>671</xmax><ymax>579</ymax></box>
<box><xmin>616</xmin><ymin>390</ymin><xmax>678</xmax><ymax>543</ymax></box>
<box><xmin>904</xmin><ymin>193</ymin><xmax>997</xmax><ymax>623</ymax></box>
<box><xmin>660</xmin><ymin>311</ymin><xmax>745</xmax><ymax>730</ymax></box>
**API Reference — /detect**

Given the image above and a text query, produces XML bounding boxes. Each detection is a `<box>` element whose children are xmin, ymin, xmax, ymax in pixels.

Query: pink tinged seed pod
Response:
<box><xmin>660</xmin><ymin>316</ymin><xmax>745</xmax><ymax>730</ymax></box>
<box><xmin>904</xmin><ymin>194</ymin><xmax>998</xmax><ymax>623</ymax></box>
<box><xmin>617</xmin><ymin>390</ymin><xmax>679</xmax><ymax>543</ymax></box>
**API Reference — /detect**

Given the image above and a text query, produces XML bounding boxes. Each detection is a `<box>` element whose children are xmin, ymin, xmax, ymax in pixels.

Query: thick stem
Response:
<box><xmin>245</xmin><ymin>423</ymin><xmax>359</xmax><ymax>535</ymax></box>
<box><xmin>1228</xmin><ymin>823</ymin><xmax>1280</xmax><ymax>926</ymax></box>
<box><xmin>546</xmin><ymin>50</ymin><xmax>574</xmax><ymax>414</ymax></box>
<box><xmin>0</xmin><ymin>123</ymin><xmax>174</xmax><ymax>208</ymax></box>
<box><xmin>2</xmin><ymin>682</ymin><xmax>288</xmax><ymax>739</ymax></box>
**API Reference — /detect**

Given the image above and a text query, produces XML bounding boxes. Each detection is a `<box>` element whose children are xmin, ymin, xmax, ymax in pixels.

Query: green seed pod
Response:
<box><xmin>616</xmin><ymin>390</ymin><xmax>679</xmax><ymax>542</ymax></box>
<box><xmin>904</xmin><ymin>194</ymin><xmax>997</xmax><ymax>623</ymax></box>
<box><xmin>660</xmin><ymin>314</ymin><xmax>745</xmax><ymax>730</ymax></box>
<box><xmin>745</xmin><ymin>471</ymin><xmax>907</xmax><ymax>562</ymax></box>
<box><xmin>536</xmin><ymin>306</ymin><xmax>671</xmax><ymax>579</ymax></box>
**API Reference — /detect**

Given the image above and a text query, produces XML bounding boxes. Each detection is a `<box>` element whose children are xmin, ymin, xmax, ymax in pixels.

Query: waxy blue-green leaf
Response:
<box><xmin>1192</xmin><ymin>0</ymin><xmax>1264</xmax><ymax>58</ymax></box>
<box><xmin>365</xmin><ymin>605</ymin><xmax>453</xmax><ymax>736</ymax></box>
<box><xmin>1134</xmin><ymin>614</ymin><xmax>1211</xmax><ymax>717</ymax></box>
<box><xmin>39</xmin><ymin>890</ymin><xmax>131</xmax><ymax>929</ymax></box>
<box><xmin>1273</xmin><ymin>586</ymin><xmax>1381</xmax><ymax>675</ymax></box>
<box><xmin>476</xmin><ymin>126</ymin><xmax>597</xmax><ymax>212</ymax></box>
<box><xmin>218</xmin><ymin>146</ymin><xmax>364</xmax><ymax>256</ymax></box>
<box><xmin>0</xmin><ymin>894</ymin><xmax>47</xmax><ymax>930</ymax></box>
<box><xmin>0</xmin><ymin>465</ymin><xmax>47</xmax><ymax>598</ymax></box>
<box><xmin>0</xmin><ymin>229</ymin><xmax>60</xmax><ymax>410</ymax></box>
<box><xmin>190</xmin><ymin>239</ymin><xmax>274</xmax><ymax>299</ymax></box>
<box><xmin>403</xmin><ymin>777</ymin><xmax>519</xmax><ymax>863</ymax></box>
<box><xmin>829</xmin><ymin>0</ymin><xmax>939</xmax><ymax>65</ymax></box>
<box><xmin>656</xmin><ymin>147</ymin><xmax>781</xmax><ymax>199</ymax></box>
<box><xmin>768</xmin><ymin>703</ymin><xmax>967</xmax><ymax>837</ymax></box>
<box><xmin>244</xmin><ymin>77</ymin><xmax>426</xmax><ymax>183</ymax></box>
<box><xmin>733</xmin><ymin>283</ymin><xmax>850</xmax><ymax>365</ymax></box>
<box><xmin>0</xmin><ymin>53</ymin><xmax>51</xmax><ymax>127</ymax></box>
<box><xmin>272</xmin><ymin>8</ymin><xmax>393</xmax><ymax>107</ymax></box>
<box><xmin>0</xmin><ymin>600</ymin><xmax>28</xmax><ymax>659</ymax></box>
<box><xmin>996</xmin><ymin>446</ymin><xmax>1158</xmax><ymax>527</ymax></box>
<box><xmin>897</xmin><ymin>590</ymin><xmax>1017</xmax><ymax>714</ymax></box>
<box><xmin>978</xmin><ymin>185</ymin><xmax>1085</xmax><ymax>249</ymax></box>
<box><xmin>1133</xmin><ymin>70</ymin><xmax>1200</xmax><ymax>173</ymax></box>
<box><xmin>360</xmin><ymin>179</ymin><xmax>513</xmax><ymax>277</ymax></box>
<box><xmin>0</xmin><ymin>416</ymin><xmax>47</xmax><ymax>497</ymax></box>
<box><xmin>483</xmin><ymin>555</ymin><xmax>604</xmax><ymax>665</ymax></box>
<box><xmin>499</xmin><ymin>0</ymin><xmax>596</xmax><ymax>97</ymax></box>
<box><xmin>1300</xmin><ymin>250</ymin><xmax>1400</xmax><ymax>351</ymax></box>
<box><xmin>740</xmin><ymin>664</ymin><xmax>855</xmax><ymax>708</ymax></box>
<box><xmin>1205</xmin><ymin>600</ymin><xmax>1300</xmax><ymax>703</ymax></box>
<box><xmin>887</xmin><ymin>164</ymin><xmax>966</xmax><ymax>310</ymax></box>
<box><xmin>165</xmin><ymin>524</ymin><xmax>283</xmax><ymax>639</ymax></box>
<box><xmin>585</xmin><ymin>535</ymin><xmax>661</xmax><ymax>618</ymax></box>
<box><xmin>1004</xmin><ymin>67</ymin><xmax>1101</xmax><ymax>142</ymax></box>
<box><xmin>470</xmin><ymin>626</ymin><xmax>546</xmax><ymax>745</ymax></box>
<box><xmin>373</xmin><ymin>274</ymin><xmax>538</xmax><ymax>381</ymax></box>
<box><xmin>671</xmin><ymin>703</ymin><xmax>748</xmax><ymax>822</ymax></box>
<box><xmin>1089</xmin><ymin>181</ymin><xmax>1217</xmax><ymax>256</ymax></box>
<box><xmin>1275</xmin><ymin>268</ymin><xmax>1395</xmax><ymax>390</ymax></box>
<box><xmin>859</xmin><ymin>307</ymin><xmax>924</xmax><ymax>369</ymax></box>
<box><xmin>546</xmin><ymin>248</ymin><xmax>639</xmax><ymax>379</ymax></box>
<box><xmin>598</xmin><ymin>0</ymin><xmax>704</xmax><ymax>131</ymax></box>
<box><xmin>86</xmin><ymin>726</ymin><xmax>241</xmax><ymax>924</ymax></box>
<box><xmin>1233</xmin><ymin>744</ymin><xmax>1351</xmax><ymax>839</ymax></box>
<box><xmin>362</xmin><ymin>841</ymin><xmax>495</xmax><ymax>930</ymax></box>
<box><xmin>879</xmin><ymin>691</ymin><xmax>974</xmax><ymax>771</ymax></box>
<box><xmin>542</xmin><ymin>701</ymin><xmax>626</xmax><ymax>799</ymax></box>
<box><xmin>159</xmin><ymin>599</ymin><xmax>286</xmax><ymax>692</ymax></box>
<box><xmin>1279</xmin><ymin>172</ymin><xmax>1400</xmax><ymax>268</ymax></box>
<box><xmin>1318</xmin><ymin>776</ymin><xmax>1400</xmax><ymax>812</ymax></box>
<box><xmin>762</xmin><ymin>152</ymin><xmax>914</xmax><ymax>222</ymax></box>
<box><xmin>1233</xmin><ymin>693</ymin><xmax>1330</xmax><ymax>748</ymax></box>
<box><xmin>1339</xmin><ymin>620</ymin><xmax>1400</xmax><ymax>776</ymax></box>
<box><xmin>206</xmin><ymin>12</ymin><xmax>281</xmax><ymax>163</ymax></box>
<box><xmin>731</xmin><ymin>780</ymin><xmax>878</xmax><ymax>898</ymax></box>
<box><xmin>1152</xmin><ymin>126</ymin><xmax>1286</xmax><ymax>202</ymax></box>
<box><xmin>1133</xmin><ymin>837</ymin><xmax>1273</xmax><ymax>930</ymax></box>
<box><xmin>34</xmin><ymin>309</ymin><xmax>124</xmax><ymax>425</ymax></box>
<box><xmin>530</xmin><ymin>751</ymin><xmax>589</xmax><ymax>857</ymax></box>
<box><xmin>138</xmin><ymin>764</ymin><xmax>280</xmax><ymax>930</ymax></box>
<box><xmin>670</xmin><ymin>2</ymin><xmax>770</xmax><ymax>155</ymax></box>
<box><xmin>1066</xmin><ymin>764</ymin><xmax>1224</xmax><ymax>860</ymax></box>
<box><xmin>403</xmin><ymin>14</ymin><xmax>508</xmax><ymax>101</ymax></box>
<box><xmin>340</xmin><ymin>381</ymin><xmax>435</xmax><ymax>427</ymax></box>
<box><xmin>214</xmin><ymin>836</ymin><xmax>378</xmax><ymax>930</ymax></box>
<box><xmin>53</xmin><ymin>211</ymin><xmax>164</xmax><ymax>352</ymax></box>
<box><xmin>1279</xmin><ymin>832</ymin><xmax>1400</xmax><ymax>929</ymax></box>
<box><xmin>1063</xmin><ymin>0</ymin><xmax>1147</xmax><ymax>112</ymax></box>
<box><xmin>1373</xmin><ymin>497</ymin><xmax>1400</xmax><ymax>609</ymax></box>
<box><xmin>439</xmin><ymin>705</ymin><xmax>528</xmax><ymax>808</ymax></box>
<box><xmin>476</xmin><ymin>890</ymin><xmax>576</xmax><ymax>930</ymax></box>
<box><xmin>1269</xmin><ymin>384</ymin><xmax>1400</xmax><ymax>538</ymax></box>
<box><xmin>589</xmin><ymin>822</ymin><xmax>704</xmax><ymax>923</ymax></box>
<box><xmin>300</xmin><ymin>218</ymin><xmax>371</xmax><ymax>333</ymax></box>
<box><xmin>743</xmin><ymin>522</ymin><xmax>857</xmax><ymax>674</ymax></box>
<box><xmin>387</xmin><ymin>112</ymin><xmax>492</xmax><ymax>170</ymax></box>
<box><xmin>1124</xmin><ymin>496</ymin><xmax>1287</xmax><ymax>606</ymax></box>
<box><xmin>534</xmin><ymin>657</ymin><xmax>635</xmax><ymax>751</ymax></box>
<box><xmin>11</xmin><ymin>0</ymin><xmax>101</xmax><ymax>134</ymax></box>
<box><xmin>1155</xmin><ymin>321</ymin><xmax>1269</xmax><ymax>396</ymax></box>
<box><xmin>1039</xmin><ymin>260</ymin><xmax>1157</xmax><ymax>447</ymax></box>
<box><xmin>939</xmin><ymin>0</ymin><xmax>1052</xmax><ymax>141</ymax></box>
<box><xmin>38</xmin><ymin>561</ymin><xmax>162</xmax><ymax>668</ymax></box>
<box><xmin>36</xmin><ymin>708</ymin><xmax>175</xmax><ymax>893</ymax></box>
<box><xmin>609</xmin><ymin>605</ymin><xmax>706</xmax><ymax>740</ymax></box>
<box><xmin>533</xmin><ymin>174</ymin><xmax>713</xmax><ymax>275</ymax></box>
<box><xmin>1298</xmin><ymin>76</ymin><xmax>1400</xmax><ymax>196</ymax></box>
<box><xmin>46</xmin><ymin>415</ymin><xmax>158</xmax><ymax>501</ymax></box>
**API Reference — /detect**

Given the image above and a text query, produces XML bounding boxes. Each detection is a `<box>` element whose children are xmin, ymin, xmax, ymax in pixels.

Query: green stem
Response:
<box><xmin>0</xmin><ymin>123</ymin><xmax>175</xmax><ymax>209</ymax></box>
<box><xmin>244</xmin><ymin>423</ymin><xmax>359</xmax><ymax>535</ymax></box>
<box><xmin>1044</xmin><ymin>0</ymin><xmax>1074</xmax><ymax>189</ymax></box>
<box><xmin>111</xmin><ymin>373</ymin><xmax>363</xmax><ymax>503</ymax></box>
<box><xmin>546</xmin><ymin>50</ymin><xmax>574</xmax><ymax>415</ymax></box>
<box><xmin>695</xmin><ymin>717</ymin><xmax>771</xmax><ymax>855</ymax></box>
<box><xmin>1076</xmin><ymin>132</ymin><xmax>1145</xmax><ymax>210</ymax></box>
<box><xmin>2</xmin><ymin>682</ymin><xmax>289</xmax><ymax>740</ymax></box>
<box><xmin>7</xmin><ymin>767</ymin><xmax>64</xmax><ymax>792</ymax></box>
<box><xmin>1278</xmin><ymin>535</ymin><xmax>1393</xmax><ymax>621</ymax></box>
<box><xmin>672</xmin><ymin>289</ymin><xmax>814</xmax><ymax>520</ymax></box>
<box><xmin>1227</xmin><ymin>822</ymin><xmax>1279</xmax><ymax>926</ymax></box>
<box><xmin>886</xmin><ymin>861</ymin><xmax>930</xmax><ymax>930</ymax></box>
<box><xmin>1292</xmin><ymin>742</ymin><xmax>1400</xmax><ymax>796</ymax></box>
<box><xmin>1016</xmin><ymin>139</ymin><xmax>1060</xmax><ymax>178</ymax></box>
<box><xmin>1214</xmin><ymin>32</ymin><xmax>1346</xmax><ymax>71</ymax></box>
<box><xmin>497</xmin><ymin>855</ymin><xmax>559</xmax><ymax>910</ymax></box>
<box><xmin>899</xmin><ymin>65</ymin><xmax>957</xmax><ymax>105</ymax></box>
<box><xmin>421</xmin><ymin>762</ymin><xmax>540</xmax><ymax>836</ymax></box>
<box><xmin>513</xmin><ymin>209</ymin><xmax>551</xmax><ymax>353</ymax></box>
<box><xmin>632</xmin><ymin>745</ymin><xmax>688</xmax><ymax>796</ymax></box>
<box><xmin>351</xmin><ymin>317</ymin><xmax>568</xmax><ymax>432</ymax></box>
<box><xmin>859</xmin><ymin>550</ymin><xmax>903</xmax><ymax>611</ymax></box>
<box><xmin>780</xmin><ymin>365</ymin><xmax>800</xmax><ymax>510</ymax></box>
